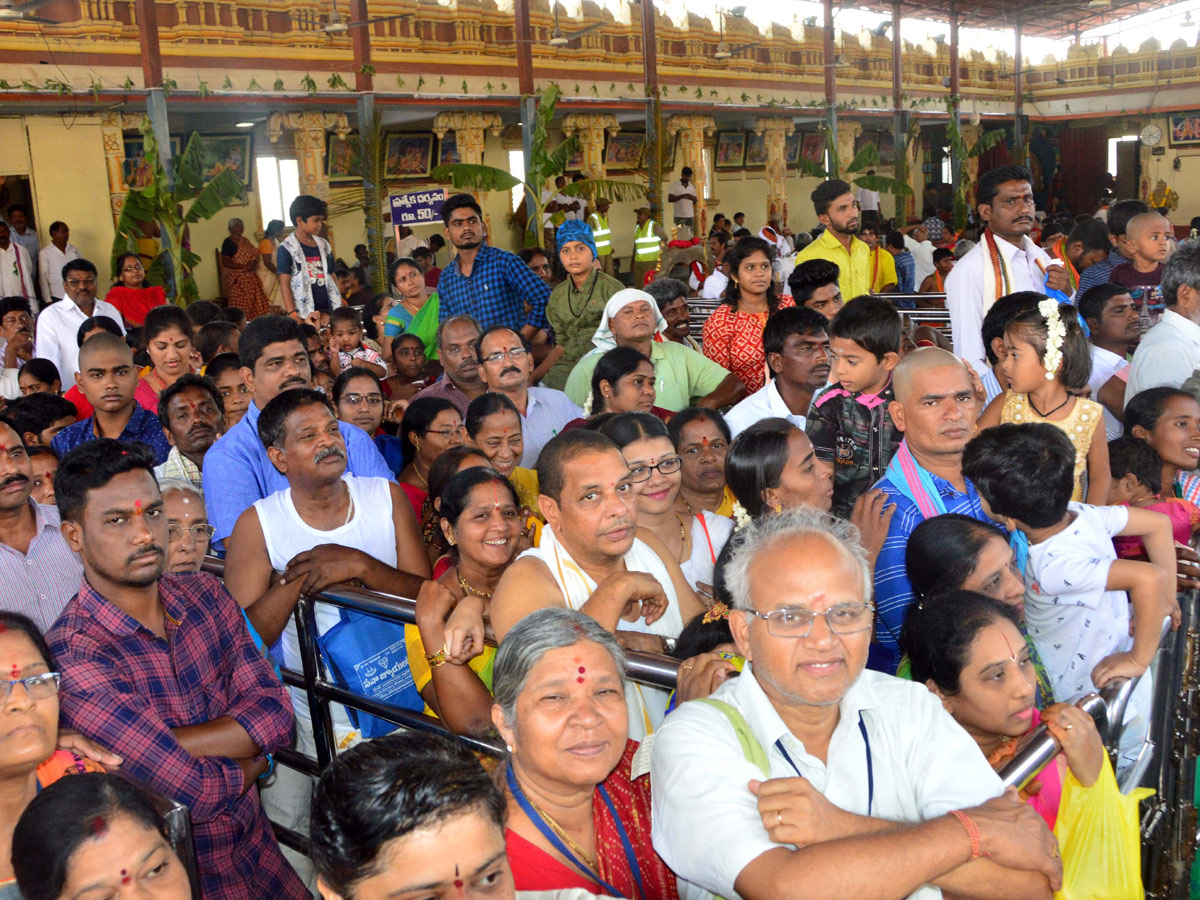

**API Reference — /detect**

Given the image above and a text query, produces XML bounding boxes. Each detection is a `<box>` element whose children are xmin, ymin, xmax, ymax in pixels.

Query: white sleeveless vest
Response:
<box><xmin>256</xmin><ymin>475</ymin><xmax>395</xmax><ymax>734</ymax></box>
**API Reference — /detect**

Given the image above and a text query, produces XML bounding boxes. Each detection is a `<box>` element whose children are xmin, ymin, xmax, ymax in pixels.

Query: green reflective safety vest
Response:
<box><xmin>589</xmin><ymin>213</ymin><xmax>612</xmax><ymax>256</ymax></box>
<box><xmin>634</xmin><ymin>220</ymin><xmax>660</xmax><ymax>261</ymax></box>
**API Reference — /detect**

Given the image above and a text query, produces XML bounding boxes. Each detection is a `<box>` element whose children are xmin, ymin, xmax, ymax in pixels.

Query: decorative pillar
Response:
<box><xmin>101</xmin><ymin>111</ymin><xmax>147</xmax><ymax>226</ymax></box>
<box><xmin>753</xmin><ymin>117</ymin><xmax>795</xmax><ymax>225</ymax></box>
<box><xmin>433</xmin><ymin>112</ymin><xmax>504</xmax><ymax>237</ymax></box>
<box><xmin>666</xmin><ymin>115</ymin><xmax>716</xmax><ymax>237</ymax></box>
<box><xmin>561</xmin><ymin>113</ymin><xmax>621</xmax><ymax>180</ymax></box>
<box><xmin>266</xmin><ymin>112</ymin><xmax>352</xmax><ymax>201</ymax></box>
<box><xmin>836</xmin><ymin>120</ymin><xmax>862</xmax><ymax>176</ymax></box>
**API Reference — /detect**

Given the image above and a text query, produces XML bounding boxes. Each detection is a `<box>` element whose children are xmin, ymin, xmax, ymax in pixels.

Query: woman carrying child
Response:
<box><xmin>1108</xmin><ymin>434</ymin><xmax>1200</xmax><ymax>558</ymax></box>
<box><xmin>978</xmin><ymin>297</ymin><xmax>1109</xmax><ymax>504</ymax></box>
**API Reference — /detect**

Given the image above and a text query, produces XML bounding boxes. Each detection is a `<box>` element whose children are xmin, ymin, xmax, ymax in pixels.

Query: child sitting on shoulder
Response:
<box><xmin>1108</xmin><ymin>434</ymin><xmax>1200</xmax><ymax>558</ymax></box>
<box><xmin>1111</xmin><ymin>212</ymin><xmax>1172</xmax><ymax>332</ymax></box>
<box><xmin>978</xmin><ymin>296</ymin><xmax>1109</xmax><ymax>504</ymax></box>
<box><xmin>964</xmin><ymin>422</ymin><xmax>1177</xmax><ymax>772</ymax></box>
<box><xmin>329</xmin><ymin>306</ymin><xmax>387</xmax><ymax>378</ymax></box>
<box><xmin>806</xmin><ymin>295</ymin><xmax>903</xmax><ymax>519</ymax></box>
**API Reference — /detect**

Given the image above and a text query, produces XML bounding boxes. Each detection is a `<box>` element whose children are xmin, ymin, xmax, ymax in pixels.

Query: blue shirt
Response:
<box><xmin>1077</xmin><ymin>247</ymin><xmax>1126</xmax><ymax>294</ymax></box>
<box><xmin>893</xmin><ymin>249</ymin><xmax>916</xmax><ymax>294</ymax></box>
<box><xmin>871</xmin><ymin>469</ymin><xmax>995</xmax><ymax>659</ymax></box>
<box><xmin>202</xmin><ymin>400</ymin><xmax>392</xmax><ymax>546</ymax></box>
<box><xmin>51</xmin><ymin>404</ymin><xmax>172</xmax><ymax>465</ymax></box>
<box><xmin>436</xmin><ymin>242</ymin><xmax>551</xmax><ymax>332</ymax></box>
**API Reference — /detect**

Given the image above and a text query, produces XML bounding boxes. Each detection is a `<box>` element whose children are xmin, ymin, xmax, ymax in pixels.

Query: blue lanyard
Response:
<box><xmin>773</xmin><ymin>712</ymin><xmax>874</xmax><ymax>817</ymax></box>
<box><xmin>505</xmin><ymin>764</ymin><xmax>647</xmax><ymax>900</ymax></box>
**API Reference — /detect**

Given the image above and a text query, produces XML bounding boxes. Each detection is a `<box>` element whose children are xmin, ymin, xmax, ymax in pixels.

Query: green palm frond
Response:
<box><xmin>430</xmin><ymin>163</ymin><xmax>523</xmax><ymax>193</ymax></box>
<box><xmin>561</xmin><ymin>178</ymin><xmax>645</xmax><ymax>204</ymax></box>
<box><xmin>845</xmin><ymin>141</ymin><xmax>880</xmax><ymax>175</ymax></box>
<box><xmin>542</xmin><ymin>136</ymin><xmax>580</xmax><ymax>180</ymax></box>
<box><xmin>852</xmin><ymin>174</ymin><xmax>911</xmax><ymax>196</ymax></box>
<box><xmin>968</xmin><ymin>128</ymin><xmax>1007</xmax><ymax>158</ymax></box>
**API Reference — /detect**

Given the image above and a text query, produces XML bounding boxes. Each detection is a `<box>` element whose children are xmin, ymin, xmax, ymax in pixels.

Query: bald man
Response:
<box><xmin>50</xmin><ymin>332</ymin><xmax>171</xmax><ymax>463</ymax></box>
<box><xmin>869</xmin><ymin>348</ymin><xmax>997</xmax><ymax>668</ymax></box>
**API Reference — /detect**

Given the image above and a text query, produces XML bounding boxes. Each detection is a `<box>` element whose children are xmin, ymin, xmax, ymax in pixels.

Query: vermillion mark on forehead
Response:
<box><xmin>1002</xmin><ymin>629</ymin><xmax>1018</xmax><ymax>662</ymax></box>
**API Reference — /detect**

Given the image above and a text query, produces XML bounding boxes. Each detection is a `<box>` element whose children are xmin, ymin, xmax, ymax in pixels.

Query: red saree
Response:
<box><xmin>222</xmin><ymin>235</ymin><xmax>272</xmax><ymax>319</ymax></box>
<box><xmin>506</xmin><ymin>740</ymin><xmax>679</xmax><ymax>900</ymax></box>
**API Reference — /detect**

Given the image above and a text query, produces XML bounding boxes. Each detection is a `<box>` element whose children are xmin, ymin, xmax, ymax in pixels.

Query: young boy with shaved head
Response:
<box><xmin>1111</xmin><ymin>211</ymin><xmax>1174</xmax><ymax>333</ymax></box>
<box><xmin>50</xmin><ymin>332</ymin><xmax>171</xmax><ymax>463</ymax></box>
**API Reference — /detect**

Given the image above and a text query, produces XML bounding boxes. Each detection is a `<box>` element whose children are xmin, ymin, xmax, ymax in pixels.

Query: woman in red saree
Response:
<box><xmin>220</xmin><ymin>218</ymin><xmax>271</xmax><ymax>320</ymax></box>
<box><xmin>492</xmin><ymin>608</ymin><xmax>679</xmax><ymax>900</ymax></box>
<box><xmin>104</xmin><ymin>253</ymin><xmax>166</xmax><ymax>327</ymax></box>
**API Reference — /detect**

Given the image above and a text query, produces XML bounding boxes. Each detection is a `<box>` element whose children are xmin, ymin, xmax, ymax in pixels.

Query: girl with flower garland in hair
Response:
<box><xmin>978</xmin><ymin>298</ymin><xmax>1109</xmax><ymax>503</ymax></box>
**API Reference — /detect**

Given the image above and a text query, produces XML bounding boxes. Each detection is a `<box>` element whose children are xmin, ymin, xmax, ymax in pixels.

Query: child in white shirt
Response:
<box><xmin>964</xmin><ymin>421</ymin><xmax>1177</xmax><ymax>770</ymax></box>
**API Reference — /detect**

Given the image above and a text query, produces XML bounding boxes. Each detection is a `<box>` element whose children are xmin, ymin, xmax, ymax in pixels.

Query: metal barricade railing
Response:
<box><xmin>203</xmin><ymin>556</ymin><xmax>1195</xmax><ymax>887</ymax></box>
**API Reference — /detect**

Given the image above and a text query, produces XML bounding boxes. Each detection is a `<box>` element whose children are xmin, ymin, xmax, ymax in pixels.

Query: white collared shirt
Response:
<box><xmin>698</xmin><ymin>267</ymin><xmax>728</xmax><ymax>299</ymax></box>
<box><xmin>517</xmin><ymin>386</ymin><xmax>585</xmax><ymax>468</ymax></box>
<box><xmin>0</xmin><ymin>243</ymin><xmax>35</xmax><ymax>302</ymax></box>
<box><xmin>38</xmin><ymin>242</ymin><xmax>79</xmax><ymax>308</ymax></box>
<box><xmin>723</xmin><ymin>380</ymin><xmax>807</xmax><ymax>437</ymax></box>
<box><xmin>946</xmin><ymin>236</ymin><xmax>1052</xmax><ymax>377</ymax></box>
<box><xmin>651</xmin><ymin>664</ymin><xmax>1002</xmax><ymax>900</ymax></box>
<box><xmin>669</xmin><ymin>179</ymin><xmax>696</xmax><ymax>219</ymax></box>
<box><xmin>34</xmin><ymin>295</ymin><xmax>126</xmax><ymax>385</ymax></box>
<box><xmin>903</xmin><ymin>235</ymin><xmax>936</xmax><ymax>285</ymax></box>
<box><xmin>1126</xmin><ymin>308</ymin><xmax>1200</xmax><ymax>404</ymax></box>
<box><xmin>1089</xmin><ymin>344</ymin><xmax>1129</xmax><ymax>440</ymax></box>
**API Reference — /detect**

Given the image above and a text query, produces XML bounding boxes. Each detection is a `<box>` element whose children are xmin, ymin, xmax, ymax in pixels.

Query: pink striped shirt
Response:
<box><xmin>0</xmin><ymin>500</ymin><xmax>84</xmax><ymax>632</ymax></box>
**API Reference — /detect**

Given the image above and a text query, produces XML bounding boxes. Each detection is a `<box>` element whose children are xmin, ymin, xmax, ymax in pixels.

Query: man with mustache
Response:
<box><xmin>202</xmin><ymin>315</ymin><xmax>392</xmax><ymax>549</ymax></box>
<box><xmin>0</xmin><ymin>296</ymin><xmax>34</xmax><ymax>400</ymax></box>
<box><xmin>724</xmin><ymin>306</ymin><xmax>831</xmax><ymax>438</ymax></box>
<box><xmin>783</xmin><ymin>180</ymin><xmax>871</xmax><ymax>301</ymax></box>
<box><xmin>476</xmin><ymin>324</ymin><xmax>582</xmax><ymax>468</ymax></box>
<box><xmin>50</xmin><ymin>332</ymin><xmax>171</xmax><ymax>465</ymax></box>
<box><xmin>945</xmin><ymin>165</ymin><xmax>1071</xmax><ymax>377</ymax></box>
<box><xmin>154</xmin><ymin>373</ymin><xmax>226</xmax><ymax>491</ymax></box>
<box><xmin>411</xmin><ymin>314</ymin><xmax>487</xmax><ymax>416</ymax></box>
<box><xmin>223</xmin><ymin>387</ymin><xmax>432</xmax><ymax>886</ymax></box>
<box><xmin>46</xmin><ymin>439</ymin><xmax>310</xmax><ymax>900</ymax></box>
<box><xmin>491</xmin><ymin>429</ymin><xmax>706</xmax><ymax>738</ymax></box>
<box><xmin>34</xmin><ymin>258</ymin><xmax>125</xmax><ymax>386</ymax></box>
<box><xmin>0</xmin><ymin>417</ymin><xmax>82</xmax><ymax>631</ymax></box>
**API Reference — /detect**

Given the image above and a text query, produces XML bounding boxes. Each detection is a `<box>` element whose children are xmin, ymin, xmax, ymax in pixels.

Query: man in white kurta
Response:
<box><xmin>651</xmin><ymin>509</ymin><xmax>1062</xmax><ymax>900</ymax></box>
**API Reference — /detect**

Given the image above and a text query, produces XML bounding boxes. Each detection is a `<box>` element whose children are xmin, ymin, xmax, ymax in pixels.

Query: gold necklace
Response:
<box><xmin>412</xmin><ymin>463</ymin><xmax>429</xmax><ymax>488</ymax></box>
<box><xmin>674</xmin><ymin>512</ymin><xmax>688</xmax><ymax>562</ymax></box>
<box><xmin>523</xmin><ymin>794</ymin><xmax>599</xmax><ymax>873</ymax></box>
<box><xmin>457</xmin><ymin>566</ymin><xmax>494</xmax><ymax>600</ymax></box>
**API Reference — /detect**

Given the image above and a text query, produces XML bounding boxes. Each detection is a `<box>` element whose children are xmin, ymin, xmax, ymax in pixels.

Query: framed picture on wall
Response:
<box><xmin>327</xmin><ymin>133</ymin><xmax>359</xmax><ymax>183</ymax></box>
<box><xmin>800</xmin><ymin>133</ymin><xmax>826</xmax><ymax>165</ymax></box>
<box><xmin>385</xmin><ymin>133</ymin><xmax>434</xmax><ymax>178</ymax></box>
<box><xmin>121</xmin><ymin>135</ymin><xmax>182</xmax><ymax>190</ymax></box>
<box><xmin>745</xmin><ymin>132</ymin><xmax>769</xmax><ymax>167</ymax></box>
<box><xmin>564</xmin><ymin>140</ymin><xmax>587</xmax><ymax>171</ymax></box>
<box><xmin>605</xmin><ymin>132</ymin><xmax>644</xmax><ymax>170</ymax></box>
<box><xmin>715</xmin><ymin>131</ymin><xmax>745</xmax><ymax>168</ymax></box>
<box><xmin>1169</xmin><ymin>115</ymin><xmax>1200</xmax><ymax>147</ymax></box>
<box><xmin>438</xmin><ymin>132</ymin><xmax>462</xmax><ymax>167</ymax></box>
<box><xmin>197</xmin><ymin>135</ymin><xmax>253</xmax><ymax>189</ymax></box>
<box><xmin>784</xmin><ymin>131</ymin><xmax>803</xmax><ymax>166</ymax></box>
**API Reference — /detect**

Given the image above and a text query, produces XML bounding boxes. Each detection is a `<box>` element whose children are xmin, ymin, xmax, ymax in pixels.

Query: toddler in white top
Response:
<box><xmin>964</xmin><ymin>422</ymin><xmax>1177</xmax><ymax>770</ymax></box>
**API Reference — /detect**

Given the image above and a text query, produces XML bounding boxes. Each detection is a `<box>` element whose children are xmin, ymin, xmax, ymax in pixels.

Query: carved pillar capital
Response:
<box><xmin>561</xmin><ymin>113</ymin><xmax>621</xmax><ymax>179</ymax></box>
<box><xmin>754</xmin><ymin>117</ymin><xmax>795</xmax><ymax>224</ymax></box>
<box><xmin>431</xmin><ymin>112</ymin><xmax>503</xmax><ymax>165</ymax></box>
<box><xmin>266</xmin><ymin>112</ymin><xmax>351</xmax><ymax>200</ymax></box>
<box><xmin>666</xmin><ymin>115</ymin><xmax>716</xmax><ymax>237</ymax></box>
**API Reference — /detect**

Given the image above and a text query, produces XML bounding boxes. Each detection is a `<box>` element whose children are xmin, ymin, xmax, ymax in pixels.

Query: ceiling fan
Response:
<box><xmin>0</xmin><ymin>0</ymin><xmax>57</xmax><ymax>24</ymax></box>
<box><xmin>323</xmin><ymin>1</ymin><xmax>415</xmax><ymax>35</ymax></box>
<box><xmin>546</xmin><ymin>6</ymin><xmax>603</xmax><ymax>47</ymax></box>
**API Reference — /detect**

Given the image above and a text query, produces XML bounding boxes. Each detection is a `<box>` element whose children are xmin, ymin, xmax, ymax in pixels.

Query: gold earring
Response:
<box><xmin>772</xmin><ymin>503</ymin><xmax>782</xmax><ymax>513</ymax></box>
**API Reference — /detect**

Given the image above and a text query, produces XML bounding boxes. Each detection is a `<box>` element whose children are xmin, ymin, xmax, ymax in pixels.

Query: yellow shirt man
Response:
<box><xmin>793</xmin><ymin>229</ymin><xmax>872</xmax><ymax>300</ymax></box>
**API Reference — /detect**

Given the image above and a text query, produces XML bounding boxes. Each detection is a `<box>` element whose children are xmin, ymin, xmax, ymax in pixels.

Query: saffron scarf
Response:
<box><xmin>981</xmin><ymin>229</ymin><xmax>1048</xmax><ymax>313</ymax></box>
<box><xmin>1050</xmin><ymin>238</ymin><xmax>1080</xmax><ymax>295</ymax></box>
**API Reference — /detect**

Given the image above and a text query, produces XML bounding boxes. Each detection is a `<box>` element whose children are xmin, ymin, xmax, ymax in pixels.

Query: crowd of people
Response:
<box><xmin>0</xmin><ymin>167</ymin><xmax>1196</xmax><ymax>900</ymax></box>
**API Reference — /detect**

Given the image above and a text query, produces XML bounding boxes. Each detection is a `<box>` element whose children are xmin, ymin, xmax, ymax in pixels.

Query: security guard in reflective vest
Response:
<box><xmin>588</xmin><ymin>197</ymin><xmax>614</xmax><ymax>276</ymax></box>
<box><xmin>632</xmin><ymin>205</ymin><xmax>662</xmax><ymax>289</ymax></box>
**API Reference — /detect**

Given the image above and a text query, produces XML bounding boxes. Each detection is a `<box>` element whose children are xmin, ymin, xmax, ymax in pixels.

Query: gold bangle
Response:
<box><xmin>425</xmin><ymin>649</ymin><xmax>448</xmax><ymax>669</ymax></box>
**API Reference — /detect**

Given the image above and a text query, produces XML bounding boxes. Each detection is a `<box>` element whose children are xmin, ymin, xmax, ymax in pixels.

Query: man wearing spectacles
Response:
<box><xmin>476</xmin><ymin>324</ymin><xmax>583</xmax><ymax>468</ymax></box>
<box><xmin>33</xmin><ymin>257</ymin><xmax>126</xmax><ymax>388</ymax></box>
<box><xmin>154</xmin><ymin>373</ymin><xmax>226</xmax><ymax>492</ymax></box>
<box><xmin>436</xmin><ymin>193</ymin><xmax>551</xmax><ymax>342</ymax></box>
<box><xmin>0</xmin><ymin>418</ymin><xmax>83</xmax><ymax>632</ymax></box>
<box><xmin>0</xmin><ymin>296</ymin><xmax>35</xmax><ymax>400</ymax></box>
<box><xmin>651</xmin><ymin>506</ymin><xmax>1063</xmax><ymax>900</ymax></box>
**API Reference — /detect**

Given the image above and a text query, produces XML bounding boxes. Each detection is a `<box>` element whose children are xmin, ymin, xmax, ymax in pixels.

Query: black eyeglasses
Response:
<box><xmin>627</xmin><ymin>457</ymin><xmax>683</xmax><ymax>482</ymax></box>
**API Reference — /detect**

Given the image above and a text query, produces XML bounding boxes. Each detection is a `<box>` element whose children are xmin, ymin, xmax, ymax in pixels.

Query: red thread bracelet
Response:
<box><xmin>948</xmin><ymin>809</ymin><xmax>984</xmax><ymax>860</ymax></box>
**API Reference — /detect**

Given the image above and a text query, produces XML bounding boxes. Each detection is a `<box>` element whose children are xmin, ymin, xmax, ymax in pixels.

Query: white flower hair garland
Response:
<box><xmin>1038</xmin><ymin>298</ymin><xmax>1065</xmax><ymax>380</ymax></box>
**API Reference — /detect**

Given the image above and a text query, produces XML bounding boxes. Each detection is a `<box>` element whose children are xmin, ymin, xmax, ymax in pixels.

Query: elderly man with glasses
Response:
<box><xmin>651</xmin><ymin>506</ymin><xmax>1063</xmax><ymax>900</ymax></box>
<box><xmin>476</xmin><ymin>323</ymin><xmax>583</xmax><ymax>468</ymax></box>
<box><xmin>33</xmin><ymin>258</ymin><xmax>125</xmax><ymax>386</ymax></box>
